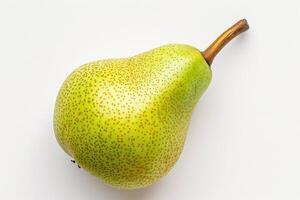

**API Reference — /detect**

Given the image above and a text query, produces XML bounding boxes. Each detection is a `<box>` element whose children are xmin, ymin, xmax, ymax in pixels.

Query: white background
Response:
<box><xmin>1</xmin><ymin>0</ymin><xmax>300</xmax><ymax>199</ymax></box>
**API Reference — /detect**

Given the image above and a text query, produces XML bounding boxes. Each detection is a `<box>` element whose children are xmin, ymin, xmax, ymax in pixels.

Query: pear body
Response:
<box><xmin>54</xmin><ymin>44</ymin><xmax>212</xmax><ymax>189</ymax></box>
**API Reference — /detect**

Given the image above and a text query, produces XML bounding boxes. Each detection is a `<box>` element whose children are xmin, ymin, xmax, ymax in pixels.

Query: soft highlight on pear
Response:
<box><xmin>53</xmin><ymin>19</ymin><xmax>249</xmax><ymax>189</ymax></box>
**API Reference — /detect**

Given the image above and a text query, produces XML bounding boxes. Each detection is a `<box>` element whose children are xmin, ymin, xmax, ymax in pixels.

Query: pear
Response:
<box><xmin>54</xmin><ymin>19</ymin><xmax>249</xmax><ymax>189</ymax></box>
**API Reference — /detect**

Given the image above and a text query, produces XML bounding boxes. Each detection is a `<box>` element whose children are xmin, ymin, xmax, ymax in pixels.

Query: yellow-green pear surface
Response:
<box><xmin>53</xmin><ymin>19</ymin><xmax>249</xmax><ymax>189</ymax></box>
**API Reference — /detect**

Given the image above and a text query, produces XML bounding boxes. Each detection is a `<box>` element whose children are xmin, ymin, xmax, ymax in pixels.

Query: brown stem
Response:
<box><xmin>202</xmin><ymin>19</ymin><xmax>249</xmax><ymax>66</ymax></box>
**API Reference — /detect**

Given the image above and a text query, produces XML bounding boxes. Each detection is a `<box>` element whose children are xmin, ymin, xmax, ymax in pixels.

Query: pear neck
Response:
<box><xmin>202</xmin><ymin>19</ymin><xmax>249</xmax><ymax>66</ymax></box>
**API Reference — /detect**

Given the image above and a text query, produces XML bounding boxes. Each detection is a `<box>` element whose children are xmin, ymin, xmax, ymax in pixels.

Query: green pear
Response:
<box><xmin>54</xmin><ymin>19</ymin><xmax>249</xmax><ymax>189</ymax></box>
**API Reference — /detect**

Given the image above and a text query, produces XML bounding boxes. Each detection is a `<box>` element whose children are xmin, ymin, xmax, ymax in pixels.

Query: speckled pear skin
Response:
<box><xmin>53</xmin><ymin>44</ymin><xmax>212</xmax><ymax>189</ymax></box>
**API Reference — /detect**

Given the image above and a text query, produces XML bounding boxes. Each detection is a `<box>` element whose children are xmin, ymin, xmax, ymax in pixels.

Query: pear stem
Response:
<box><xmin>202</xmin><ymin>19</ymin><xmax>249</xmax><ymax>66</ymax></box>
